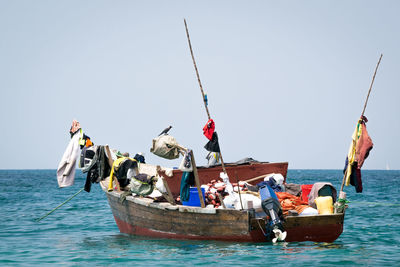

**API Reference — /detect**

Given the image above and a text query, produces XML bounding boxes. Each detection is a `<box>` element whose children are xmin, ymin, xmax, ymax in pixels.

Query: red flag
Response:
<box><xmin>203</xmin><ymin>119</ymin><xmax>215</xmax><ymax>140</ymax></box>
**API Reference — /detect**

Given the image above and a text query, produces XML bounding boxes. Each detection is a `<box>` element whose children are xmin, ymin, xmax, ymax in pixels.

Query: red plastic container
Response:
<box><xmin>301</xmin><ymin>184</ymin><xmax>313</xmax><ymax>203</ymax></box>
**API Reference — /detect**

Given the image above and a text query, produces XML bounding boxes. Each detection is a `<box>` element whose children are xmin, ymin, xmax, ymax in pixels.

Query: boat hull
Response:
<box><xmin>106</xmin><ymin>191</ymin><xmax>344</xmax><ymax>243</ymax></box>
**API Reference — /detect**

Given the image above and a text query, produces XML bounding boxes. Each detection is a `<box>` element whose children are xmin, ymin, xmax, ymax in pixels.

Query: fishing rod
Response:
<box><xmin>184</xmin><ymin>19</ymin><xmax>228</xmax><ymax>175</ymax></box>
<box><xmin>339</xmin><ymin>54</ymin><xmax>383</xmax><ymax>193</ymax></box>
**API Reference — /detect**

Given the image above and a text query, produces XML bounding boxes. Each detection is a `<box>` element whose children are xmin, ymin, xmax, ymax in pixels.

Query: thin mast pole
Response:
<box><xmin>184</xmin><ymin>19</ymin><xmax>211</xmax><ymax>120</ymax></box>
<box><xmin>361</xmin><ymin>54</ymin><xmax>383</xmax><ymax>117</ymax></box>
<box><xmin>184</xmin><ymin>19</ymin><xmax>227</xmax><ymax>174</ymax></box>
<box><xmin>340</xmin><ymin>54</ymin><xmax>383</xmax><ymax>193</ymax></box>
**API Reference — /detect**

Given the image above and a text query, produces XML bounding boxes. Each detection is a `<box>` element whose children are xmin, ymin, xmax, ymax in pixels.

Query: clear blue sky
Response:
<box><xmin>0</xmin><ymin>0</ymin><xmax>399</xmax><ymax>170</ymax></box>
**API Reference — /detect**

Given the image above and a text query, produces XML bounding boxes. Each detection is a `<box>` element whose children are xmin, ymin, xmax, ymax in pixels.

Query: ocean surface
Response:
<box><xmin>0</xmin><ymin>169</ymin><xmax>399</xmax><ymax>266</ymax></box>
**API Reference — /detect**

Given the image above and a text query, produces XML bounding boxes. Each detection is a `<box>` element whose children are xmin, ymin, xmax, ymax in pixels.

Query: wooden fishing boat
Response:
<box><xmin>105</xmin><ymin>161</ymin><xmax>345</xmax><ymax>243</ymax></box>
<box><xmin>102</xmin><ymin>21</ymin><xmax>381</xmax><ymax>245</ymax></box>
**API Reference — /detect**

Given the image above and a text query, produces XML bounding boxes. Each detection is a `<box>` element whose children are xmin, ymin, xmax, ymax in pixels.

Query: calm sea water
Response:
<box><xmin>0</xmin><ymin>169</ymin><xmax>399</xmax><ymax>266</ymax></box>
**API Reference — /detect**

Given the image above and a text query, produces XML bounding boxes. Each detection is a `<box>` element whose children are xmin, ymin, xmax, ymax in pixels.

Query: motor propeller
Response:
<box><xmin>272</xmin><ymin>227</ymin><xmax>287</xmax><ymax>243</ymax></box>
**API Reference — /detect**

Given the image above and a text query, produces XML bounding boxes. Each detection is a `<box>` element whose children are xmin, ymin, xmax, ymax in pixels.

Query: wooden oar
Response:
<box><xmin>184</xmin><ymin>19</ymin><xmax>228</xmax><ymax>175</ymax></box>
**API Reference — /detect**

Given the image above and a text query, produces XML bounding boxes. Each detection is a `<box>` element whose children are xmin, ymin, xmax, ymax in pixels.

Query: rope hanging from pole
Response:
<box><xmin>36</xmin><ymin>187</ymin><xmax>84</xmax><ymax>222</ymax></box>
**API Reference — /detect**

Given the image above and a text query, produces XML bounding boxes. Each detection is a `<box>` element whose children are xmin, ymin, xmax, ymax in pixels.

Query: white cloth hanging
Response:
<box><xmin>57</xmin><ymin>131</ymin><xmax>81</xmax><ymax>187</ymax></box>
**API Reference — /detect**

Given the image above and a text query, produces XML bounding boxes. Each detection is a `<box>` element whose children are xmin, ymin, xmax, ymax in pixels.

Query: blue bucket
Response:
<box><xmin>182</xmin><ymin>187</ymin><xmax>206</xmax><ymax>207</ymax></box>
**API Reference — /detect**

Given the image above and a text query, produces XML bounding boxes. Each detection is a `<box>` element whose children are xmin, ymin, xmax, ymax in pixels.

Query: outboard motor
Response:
<box><xmin>259</xmin><ymin>184</ymin><xmax>287</xmax><ymax>243</ymax></box>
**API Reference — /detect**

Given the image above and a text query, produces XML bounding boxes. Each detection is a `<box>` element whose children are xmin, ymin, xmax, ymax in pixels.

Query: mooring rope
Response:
<box><xmin>36</xmin><ymin>187</ymin><xmax>84</xmax><ymax>222</ymax></box>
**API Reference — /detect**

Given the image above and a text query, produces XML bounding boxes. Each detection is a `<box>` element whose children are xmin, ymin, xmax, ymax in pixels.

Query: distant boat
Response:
<box><xmin>386</xmin><ymin>163</ymin><xmax>390</xmax><ymax>170</ymax></box>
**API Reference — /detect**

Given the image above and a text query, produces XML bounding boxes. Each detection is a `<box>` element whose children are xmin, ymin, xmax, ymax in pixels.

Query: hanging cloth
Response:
<box><xmin>180</xmin><ymin>172</ymin><xmax>195</xmax><ymax>202</ymax></box>
<box><xmin>108</xmin><ymin>157</ymin><xmax>138</xmax><ymax>191</ymax></box>
<box><xmin>344</xmin><ymin>119</ymin><xmax>363</xmax><ymax>186</ymax></box>
<box><xmin>203</xmin><ymin>119</ymin><xmax>215</xmax><ymax>140</ymax></box>
<box><xmin>57</xmin><ymin>130</ymin><xmax>81</xmax><ymax>187</ymax></box>
<box><xmin>355</xmin><ymin>117</ymin><xmax>373</xmax><ymax>168</ymax></box>
<box><xmin>180</xmin><ymin>172</ymin><xmax>191</xmax><ymax>202</ymax></box>
<box><xmin>343</xmin><ymin>116</ymin><xmax>372</xmax><ymax>193</ymax></box>
<box><xmin>204</xmin><ymin>132</ymin><xmax>220</xmax><ymax>152</ymax></box>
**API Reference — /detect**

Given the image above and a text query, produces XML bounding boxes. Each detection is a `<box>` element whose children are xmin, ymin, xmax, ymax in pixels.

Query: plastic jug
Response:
<box><xmin>315</xmin><ymin>196</ymin><xmax>333</xmax><ymax>215</ymax></box>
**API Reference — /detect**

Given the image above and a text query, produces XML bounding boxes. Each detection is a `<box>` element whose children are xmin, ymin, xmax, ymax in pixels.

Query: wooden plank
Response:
<box><xmin>105</xmin><ymin>145</ymin><xmax>120</xmax><ymax>192</ymax></box>
<box><xmin>243</xmin><ymin>174</ymin><xmax>269</xmax><ymax>184</ymax></box>
<box><xmin>189</xmin><ymin>150</ymin><xmax>206</xmax><ymax>208</ymax></box>
<box><xmin>217</xmin><ymin>193</ymin><xmax>226</xmax><ymax>209</ymax></box>
<box><xmin>104</xmin><ymin>145</ymin><xmax>114</xmax><ymax>167</ymax></box>
<box><xmin>161</xmin><ymin>176</ymin><xmax>176</xmax><ymax>205</ymax></box>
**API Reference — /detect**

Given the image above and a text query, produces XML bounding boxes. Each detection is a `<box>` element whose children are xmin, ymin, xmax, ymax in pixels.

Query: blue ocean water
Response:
<box><xmin>0</xmin><ymin>169</ymin><xmax>399</xmax><ymax>266</ymax></box>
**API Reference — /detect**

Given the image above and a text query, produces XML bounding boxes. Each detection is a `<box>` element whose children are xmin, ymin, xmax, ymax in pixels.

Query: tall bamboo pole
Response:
<box><xmin>361</xmin><ymin>54</ymin><xmax>383</xmax><ymax>117</ymax></box>
<box><xmin>339</xmin><ymin>54</ymin><xmax>383</xmax><ymax>193</ymax></box>
<box><xmin>184</xmin><ymin>19</ymin><xmax>227</xmax><ymax>175</ymax></box>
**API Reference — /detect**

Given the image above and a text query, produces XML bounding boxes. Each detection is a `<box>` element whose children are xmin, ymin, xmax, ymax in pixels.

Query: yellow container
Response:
<box><xmin>315</xmin><ymin>196</ymin><xmax>333</xmax><ymax>215</ymax></box>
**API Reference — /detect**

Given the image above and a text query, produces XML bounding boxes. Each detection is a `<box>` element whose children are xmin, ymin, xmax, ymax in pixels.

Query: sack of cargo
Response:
<box><xmin>150</xmin><ymin>135</ymin><xmax>180</xmax><ymax>160</ymax></box>
<box><xmin>130</xmin><ymin>173</ymin><xmax>155</xmax><ymax>196</ymax></box>
<box><xmin>179</xmin><ymin>150</ymin><xmax>193</xmax><ymax>171</ymax></box>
